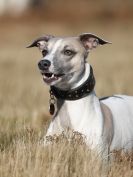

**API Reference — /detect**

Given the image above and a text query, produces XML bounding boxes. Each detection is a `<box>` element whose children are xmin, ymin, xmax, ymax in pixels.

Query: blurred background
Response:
<box><xmin>0</xmin><ymin>0</ymin><xmax>133</xmax><ymax>130</ymax></box>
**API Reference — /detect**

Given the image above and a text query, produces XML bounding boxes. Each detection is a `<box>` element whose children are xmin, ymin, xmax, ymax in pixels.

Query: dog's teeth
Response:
<box><xmin>51</xmin><ymin>74</ymin><xmax>54</xmax><ymax>78</ymax></box>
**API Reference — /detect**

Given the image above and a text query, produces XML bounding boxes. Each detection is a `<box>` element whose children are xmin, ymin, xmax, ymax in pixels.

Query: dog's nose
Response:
<box><xmin>38</xmin><ymin>60</ymin><xmax>51</xmax><ymax>70</ymax></box>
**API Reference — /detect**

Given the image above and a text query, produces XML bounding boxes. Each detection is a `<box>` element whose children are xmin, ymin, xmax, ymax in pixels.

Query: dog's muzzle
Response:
<box><xmin>38</xmin><ymin>60</ymin><xmax>51</xmax><ymax>70</ymax></box>
<box><xmin>38</xmin><ymin>59</ymin><xmax>65</xmax><ymax>85</ymax></box>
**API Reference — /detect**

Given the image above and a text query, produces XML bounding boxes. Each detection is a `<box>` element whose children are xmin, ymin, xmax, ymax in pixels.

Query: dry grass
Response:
<box><xmin>0</xmin><ymin>20</ymin><xmax>133</xmax><ymax>177</ymax></box>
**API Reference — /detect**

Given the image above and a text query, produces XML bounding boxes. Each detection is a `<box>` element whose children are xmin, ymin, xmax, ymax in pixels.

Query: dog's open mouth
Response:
<box><xmin>41</xmin><ymin>72</ymin><xmax>65</xmax><ymax>84</ymax></box>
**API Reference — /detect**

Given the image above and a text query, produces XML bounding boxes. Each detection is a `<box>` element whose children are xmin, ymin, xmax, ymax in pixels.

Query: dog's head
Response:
<box><xmin>27</xmin><ymin>33</ymin><xmax>110</xmax><ymax>89</ymax></box>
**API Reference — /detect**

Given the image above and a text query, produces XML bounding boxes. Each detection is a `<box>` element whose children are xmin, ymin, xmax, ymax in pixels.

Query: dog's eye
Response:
<box><xmin>42</xmin><ymin>49</ymin><xmax>48</xmax><ymax>57</ymax></box>
<box><xmin>64</xmin><ymin>50</ymin><xmax>74</xmax><ymax>56</ymax></box>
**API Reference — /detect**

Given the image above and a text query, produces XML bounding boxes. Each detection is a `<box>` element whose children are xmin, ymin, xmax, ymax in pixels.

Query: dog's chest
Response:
<box><xmin>56</xmin><ymin>96</ymin><xmax>103</xmax><ymax>142</ymax></box>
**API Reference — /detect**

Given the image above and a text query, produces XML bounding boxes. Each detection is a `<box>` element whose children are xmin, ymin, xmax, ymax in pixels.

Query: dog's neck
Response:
<box><xmin>71</xmin><ymin>63</ymin><xmax>91</xmax><ymax>89</ymax></box>
<box><xmin>50</xmin><ymin>63</ymin><xmax>95</xmax><ymax>101</ymax></box>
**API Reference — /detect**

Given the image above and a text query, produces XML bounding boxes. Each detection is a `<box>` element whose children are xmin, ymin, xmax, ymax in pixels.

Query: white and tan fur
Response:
<box><xmin>28</xmin><ymin>33</ymin><xmax>133</xmax><ymax>175</ymax></box>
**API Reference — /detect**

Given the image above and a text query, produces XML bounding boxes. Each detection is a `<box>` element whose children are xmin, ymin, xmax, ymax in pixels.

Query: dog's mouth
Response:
<box><xmin>41</xmin><ymin>72</ymin><xmax>65</xmax><ymax>84</ymax></box>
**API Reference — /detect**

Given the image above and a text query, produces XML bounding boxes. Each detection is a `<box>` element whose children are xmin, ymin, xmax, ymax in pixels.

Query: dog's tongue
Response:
<box><xmin>43</xmin><ymin>75</ymin><xmax>58</xmax><ymax>84</ymax></box>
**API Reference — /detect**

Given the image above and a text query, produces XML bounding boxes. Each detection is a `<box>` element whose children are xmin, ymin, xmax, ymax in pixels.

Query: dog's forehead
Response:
<box><xmin>48</xmin><ymin>37</ymin><xmax>83</xmax><ymax>50</ymax></box>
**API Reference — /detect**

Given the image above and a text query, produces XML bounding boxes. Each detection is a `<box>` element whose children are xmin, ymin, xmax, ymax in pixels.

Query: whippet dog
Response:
<box><xmin>27</xmin><ymin>33</ymin><xmax>133</xmax><ymax>164</ymax></box>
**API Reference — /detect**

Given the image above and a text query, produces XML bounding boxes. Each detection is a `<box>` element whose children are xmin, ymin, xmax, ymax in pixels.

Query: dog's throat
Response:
<box><xmin>50</xmin><ymin>65</ymin><xmax>95</xmax><ymax>101</ymax></box>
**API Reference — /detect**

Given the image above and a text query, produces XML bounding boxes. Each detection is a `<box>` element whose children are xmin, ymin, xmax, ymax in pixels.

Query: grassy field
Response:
<box><xmin>0</xmin><ymin>20</ymin><xmax>133</xmax><ymax>177</ymax></box>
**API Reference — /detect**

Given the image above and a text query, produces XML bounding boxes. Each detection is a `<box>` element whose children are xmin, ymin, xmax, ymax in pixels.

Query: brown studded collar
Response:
<box><xmin>50</xmin><ymin>65</ymin><xmax>95</xmax><ymax>101</ymax></box>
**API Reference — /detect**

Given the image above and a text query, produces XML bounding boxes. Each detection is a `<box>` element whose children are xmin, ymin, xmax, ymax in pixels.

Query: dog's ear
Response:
<box><xmin>27</xmin><ymin>35</ymin><xmax>54</xmax><ymax>51</ymax></box>
<box><xmin>79</xmin><ymin>33</ymin><xmax>111</xmax><ymax>51</ymax></box>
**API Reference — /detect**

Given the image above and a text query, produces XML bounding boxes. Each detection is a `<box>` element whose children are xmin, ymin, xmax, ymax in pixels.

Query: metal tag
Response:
<box><xmin>49</xmin><ymin>103</ymin><xmax>55</xmax><ymax>115</ymax></box>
